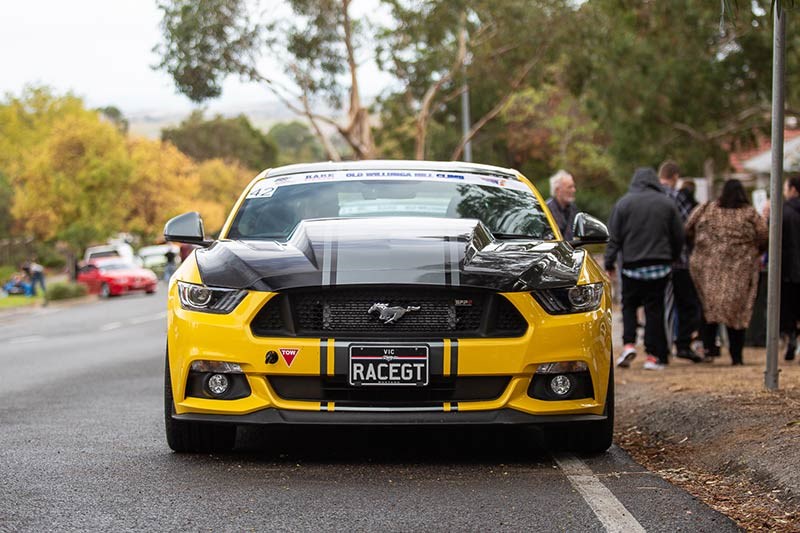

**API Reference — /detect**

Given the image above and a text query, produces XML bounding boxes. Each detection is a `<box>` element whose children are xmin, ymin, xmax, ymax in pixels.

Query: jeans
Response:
<box><xmin>621</xmin><ymin>274</ymin><xmax>670</xmax><ymax>362</ymax></box>
<box><xmin>31</xmin><ymin>272</ymin><xmax>46</xmax><ymax>298</ymax></box>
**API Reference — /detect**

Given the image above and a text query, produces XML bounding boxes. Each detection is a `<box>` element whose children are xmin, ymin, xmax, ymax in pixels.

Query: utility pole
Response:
<box><xmin>460</xmin><ymin>25</ymin><xmax>472</xmax><ymax>163</ymax></box>
<box><xmin>765</xmin><ymin>3</ymin><xmax>786</xmax><ymax>391</ymax></box>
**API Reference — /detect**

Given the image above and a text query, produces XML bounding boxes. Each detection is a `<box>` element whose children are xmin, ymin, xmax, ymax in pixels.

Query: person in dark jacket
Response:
<box><xmin>605</xmin><ymin>167</ymin><xmax>685</xmax><ymax>370</ymax></box>
<box><xmin>545</xmin><ymin>170</ymin><xmax>578</xmax><ymax>240</ymax></box>
<box><xmin>658</xmin><ymin>161</ymin><xmax>703</xmax><ymax>363</ymax></box>
<box><xmin>781</xmin><ymin>176</ymin><xmax>800</xmax><ymax>360</ymax></box>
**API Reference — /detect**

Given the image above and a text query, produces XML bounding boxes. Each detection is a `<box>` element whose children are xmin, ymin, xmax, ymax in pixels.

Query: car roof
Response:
<box><xmin>264</xmin><ymin>159</ymin><xmax>521</xmax><ymax>180</ymax></box>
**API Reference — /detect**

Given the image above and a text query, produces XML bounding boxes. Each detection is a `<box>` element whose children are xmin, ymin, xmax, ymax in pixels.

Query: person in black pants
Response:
<box><xmin>658</xmin><ymin>161</ymin><xmax>704</xmax><ymax>362</ymax></box>
<box><xmin>781</xmin><ymin>177</ymin><xmax>800</xmax><ymax>360</ymax></box>
<box><xmin>605</xmin><ymin>168</ymin><xmax>685</xmax><ymax>370</ymax></box>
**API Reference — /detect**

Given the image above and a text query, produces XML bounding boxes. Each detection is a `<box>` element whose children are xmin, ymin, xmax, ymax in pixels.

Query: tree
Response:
<box><xmin>267</xmin><ymin>121</ymin><xmax>325</xmax><ymax>165</ymax></box>
<box><xmin>376</xmin><ymin>0</ymin><xmax>570</xmax><ymax>160</ymax></box>
<box><xmin>11</xmin><ymin>113</ymin><xmax>132</xmax><ymax>254</ymax></box>
<box><xmin>98</xmin><ymin>106</ymin><xmax>129</xmax><ymax>134</ymax></box>
<box><xmin>154</xmin><ymin>0</ymin><xmax>376</xmax><ymax>160</ymax></box>
<box><xmin>194</xmin><ymin>158</ymin><xmax>255</xmax><ymax>233</ymax></box>
<box><xmin>125</xmin><ymin>138</ymin><xmax>200</xmax><ymax>242</ymax></box>
<box><xmin>161</xmin><ymin>110</ymin><xmax>277</xmax><ymax>170</ymax></box>
<box><xmin>500</xmin><ymin>84</ymin><xmax>618</xmax><ymax>218</ymax></box>
<box><xmin>564</xmin><ymin>0</ymin><xmax>800</xmax><ymax>177</ymax></box>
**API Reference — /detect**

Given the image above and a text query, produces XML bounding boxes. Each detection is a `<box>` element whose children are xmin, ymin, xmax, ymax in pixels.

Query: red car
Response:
<box><xmin>77</xmin><ymin>259</ymin><xmax>158</xmax><ymax>297</ymax></box>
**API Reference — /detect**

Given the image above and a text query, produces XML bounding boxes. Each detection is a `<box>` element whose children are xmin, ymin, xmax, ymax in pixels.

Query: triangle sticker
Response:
<box><xmin>280</xmin><ymin>348</ymin><xmax>299</xmax><ymax>367</ymax></box>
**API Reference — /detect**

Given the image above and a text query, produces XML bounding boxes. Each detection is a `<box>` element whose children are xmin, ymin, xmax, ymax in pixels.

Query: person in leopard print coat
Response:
<box><xmin>685</xmin><ymin>179</ymin><xmax>768</xmax><ymax>365</ymax></box>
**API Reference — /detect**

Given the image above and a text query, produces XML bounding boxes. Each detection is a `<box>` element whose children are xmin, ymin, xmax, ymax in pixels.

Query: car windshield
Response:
<box><xmin>98</xmin><ymin>262</ymin><xmax>134</xmax><ymax>271</ymax></box>
<box><xmin>227</xmin><ymin>172</ymin><xmax>554</xmax><ymax>241</ymax></box>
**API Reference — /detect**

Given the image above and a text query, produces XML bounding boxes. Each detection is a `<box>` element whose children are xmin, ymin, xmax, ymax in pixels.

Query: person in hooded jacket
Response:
<box><xmin>781</xmin><ymin>176</ymin><xmax>800</xmax><ymax>360</ymax></box>
<box><xmin>605</xmin><ymin>167</ymin><xmax>685</xmax><ymax>370</ymax></box>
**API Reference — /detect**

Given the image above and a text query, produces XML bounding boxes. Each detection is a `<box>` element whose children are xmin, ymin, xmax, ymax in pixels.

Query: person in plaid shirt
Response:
<box><xmin>605</xmin><ymin>167</ymin><xmax>685</xmax><ymax>370</ymax></box>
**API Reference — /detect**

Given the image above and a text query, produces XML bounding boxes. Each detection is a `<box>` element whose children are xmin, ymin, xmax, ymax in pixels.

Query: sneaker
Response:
<box><xmin>676</xmin><ymin>348</ymin><xmax>704</xmax><ymax>363</ymax></box>
<box><xmin>616</xmin><ymin>346</ymin><xmax>637</xmax><ymax>368</ymax></box>
<box><xmin>643</xmin><ymin>356</ymin><xmax>665</xmax><ymax>371</ymax></box>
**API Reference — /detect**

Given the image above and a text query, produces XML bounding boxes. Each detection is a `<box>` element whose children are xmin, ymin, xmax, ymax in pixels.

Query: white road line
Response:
<box><xmin>99</xmin><ymin>322</ymin><xmax>123</xmax><ymax>331</ymax></box>
<box><xmin>8</xmin><ymin>335</ymin><xmax>45</xmax><ymax>344</ymax></box>
<box><xmin>554</xmin><ymin>454</ymin><xmax>646</xmax><ymax>533</ymax></box>
<box><xmin>129</xmin><ymin>312</ymin><xmax>167</xmax><ymax>325</ymax></box>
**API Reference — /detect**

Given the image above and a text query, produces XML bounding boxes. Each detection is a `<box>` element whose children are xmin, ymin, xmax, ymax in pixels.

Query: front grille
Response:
<box><xmin>250</xmin><ymin>286</ymin><xmax>528</xmax><ymax>338</ymax></box>
<box><xmin>268</xmin><ymin>376</ymin><xmax>510</xmax><ymax>404</ymax></box>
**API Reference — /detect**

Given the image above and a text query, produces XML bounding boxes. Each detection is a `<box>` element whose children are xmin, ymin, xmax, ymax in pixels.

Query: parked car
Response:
<box><xmin>84</xmin><ymin>242</ymin><xmax>136</xmax><ymax>264</ymax></box>
<box><xmin>136</xmin><ymin>244</ymin><xmax>180</xmax><ymax>278</ymax></box>
<box><xmin>163</xmin><ymin>160</ymin><xmax>612</xmax><ymax>454</ymax></box>
<box><xmin>77</xmin><ymin>258</ymin><xmax>158</xmax><ymax>298</ymax></box>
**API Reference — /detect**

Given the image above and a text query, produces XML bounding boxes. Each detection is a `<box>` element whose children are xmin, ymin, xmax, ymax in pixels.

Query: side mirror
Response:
<box><xmin>570</xmin><ymin>213</ymin><xmax>609</xmax><ymax>247</ymax></box>
<box><xmin>164</xmin><ymin>212</ymin><xmax>212</xmax><ymax>247</ymax></box>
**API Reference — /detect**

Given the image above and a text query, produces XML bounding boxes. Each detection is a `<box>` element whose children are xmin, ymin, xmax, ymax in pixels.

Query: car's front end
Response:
<box><xmin>164</xmin><ymin>161</ymin><xmax>612</xmax><ymax>453</ymax></box>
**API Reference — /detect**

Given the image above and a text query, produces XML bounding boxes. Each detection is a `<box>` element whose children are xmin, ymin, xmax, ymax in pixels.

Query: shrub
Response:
<box><xmin>46</xmin><ymin>282</ymin><xmax>88</xmax><ymax>301</ymax></box>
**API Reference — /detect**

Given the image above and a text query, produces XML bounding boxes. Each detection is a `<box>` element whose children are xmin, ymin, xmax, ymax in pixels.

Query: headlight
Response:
<box><xmin>177</xmin><ymin>281</ymin><xmax>247</xmax><ymax>314</ymax></box>
<box><xmin>532</xmin><ymin>283</ymin><xmax>603</xmax><ymax>314</ymax></box>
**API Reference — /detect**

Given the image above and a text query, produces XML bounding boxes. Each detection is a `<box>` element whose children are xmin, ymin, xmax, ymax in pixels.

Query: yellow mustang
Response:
<box><xmin>164</xmin><ymin>161</ymin><xmax>612</xmax><ymax>453</ymax></box>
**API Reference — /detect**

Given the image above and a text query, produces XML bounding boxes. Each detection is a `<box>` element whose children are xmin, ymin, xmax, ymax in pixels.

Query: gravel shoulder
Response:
<box><xmin>615</xmin><ymin>346</ymin><xmax>800</xmax><ymax>532</ymax></box>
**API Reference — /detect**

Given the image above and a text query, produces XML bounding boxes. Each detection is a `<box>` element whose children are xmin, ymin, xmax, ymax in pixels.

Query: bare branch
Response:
<box><xmin>415</xmin><ymin>12</ymin><xmax>467</xmax><ymax>159</ymax></box>
<box><xmin>450</xmin><ymin>53</ymin><xmax>543</xmax><ymax>161</ymax></box>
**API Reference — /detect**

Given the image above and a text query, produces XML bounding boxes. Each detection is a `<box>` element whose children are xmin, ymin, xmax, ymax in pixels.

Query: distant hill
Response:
<box><xmin>127</xmin><ymin>100</ymin><xmax>307</xmax><ymax>138</ymax></box>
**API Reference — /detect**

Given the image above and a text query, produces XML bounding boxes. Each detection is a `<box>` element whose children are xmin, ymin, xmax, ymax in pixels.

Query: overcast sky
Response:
<box><xmin>0</xmin><ymin>0</ymin><xmax>391</xmax><ymax>116</ymax></box>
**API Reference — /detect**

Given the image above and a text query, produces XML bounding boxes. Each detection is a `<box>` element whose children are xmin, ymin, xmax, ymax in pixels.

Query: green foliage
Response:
<box><xmin>46</xmin><ymin>281</ymin><xmax>88</xmax><ymax>301</ymax></box>
<box><xmin>98</xmin><ymin>106</ymin><xmax>129</xmax><ymax>134</ymax></box>
<box><xmin>154</xmin><ymin>0</ymin><xmax>261</xmax><ymax>102</ymax></box>
<box><xmin>0</xmin><ymin>171</ymin><xmax>13</xmax><ymax>237</ymax></box>
<box><xmin>162</xmin><ymin>110</ymin><xmax>277</xmax><ymax>170</ymax></box>
<box><xmin>0</xmin><ymin>265</ymin><xmax>16</xmax><ymax>283</ymax></box>
<box><xmin>563</xmin><ymin>0</ymin><xmax>799</xmax><ymax>178</ymax></box>
<box><xmin>267</xmin><ymin>121</ymin><xmax>325</xmax><ymax>165</ymax></box>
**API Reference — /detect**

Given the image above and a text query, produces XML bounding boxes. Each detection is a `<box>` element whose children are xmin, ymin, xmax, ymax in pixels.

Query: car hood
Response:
<box><xmin>195</xmin><ymin>217</ymin><xmax>584</xmax><ymax>292</ymax></box>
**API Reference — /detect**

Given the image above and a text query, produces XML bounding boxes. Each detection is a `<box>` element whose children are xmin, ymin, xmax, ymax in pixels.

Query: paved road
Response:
<box><xmin>0</xmin><ymin>288</ymin><xmax>739</xmax><ymax>532</ymax></box>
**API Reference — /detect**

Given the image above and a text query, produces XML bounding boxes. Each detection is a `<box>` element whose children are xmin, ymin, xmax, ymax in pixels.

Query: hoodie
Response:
<box><xmin>604</xmin><ymin>167</ymin><xmax>685</xmax><ymax>271</ymax></box>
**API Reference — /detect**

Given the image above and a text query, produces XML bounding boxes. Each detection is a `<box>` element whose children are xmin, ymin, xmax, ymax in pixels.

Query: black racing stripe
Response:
<box><xmin>452</xmin><ymin>402</ymin><xmax>459</xmax><ymax>412</ymax></box>
<box><xmin>428</xmin><ymin>341</ymin><xmax>444</xmax><ymax>376</ymax></box>
<box><xmin>320</xmin><ymin>401</ymin><xmax>328</xmax><ymax>411</ymax></box>
<box><xmin>443</xmin><ymin>236</ymin><xmax>452</xmax><ymax>287</ymax></box>
<box><xmin>329</xmin><ymin>235</ymin><xmax>338</xmax><ymax>287</ymax></box>
<box><xmin>450</xmin><ymin>338</ymin><xmax>459</xmax><ymax>376</ymax></box>
<box><xmin>320</xmin><ymin>338</ymin><xmax>328</xmax><ymax>376</ymax></box>
<box><xmin>334</xmin><ymin>341</ymin><xmax>348</xmax><ymax>375</ymax></box>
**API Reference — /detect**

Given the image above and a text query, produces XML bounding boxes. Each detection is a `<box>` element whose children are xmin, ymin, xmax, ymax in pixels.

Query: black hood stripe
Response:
<box><xmin>196</xmin><ymin>218</ymin><xmax>583</xmax><ymax>291</ymax></box>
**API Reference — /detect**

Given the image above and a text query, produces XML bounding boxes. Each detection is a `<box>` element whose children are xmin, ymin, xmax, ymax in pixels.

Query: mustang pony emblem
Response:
<box><xmin>368</xmin><ymin>303</ymin><xmax>421</xmax><ymax>324</ymax></box>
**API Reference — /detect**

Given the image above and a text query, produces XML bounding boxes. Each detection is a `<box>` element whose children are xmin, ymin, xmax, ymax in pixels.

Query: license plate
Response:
<box><xmin>348</xmin><ymin>345</ymin><xmax>429</xmax><ymax>386</ymax></box>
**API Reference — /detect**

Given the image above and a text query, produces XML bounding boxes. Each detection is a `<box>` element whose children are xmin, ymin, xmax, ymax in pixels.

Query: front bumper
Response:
<box><xmin>172</xmin><ymin>408</ymin><xmax>608</xmax><ymax>426</ymax></box>
<box><xmin>167</xmin><ymin>279</ymin><xmax>613</xmax><ymax>422</ymax></box>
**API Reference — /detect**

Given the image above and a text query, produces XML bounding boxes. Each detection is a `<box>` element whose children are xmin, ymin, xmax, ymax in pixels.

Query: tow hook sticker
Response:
<box><xmin>280</xmin><ymin>348</ymin><xmax>300</xmax><ymax>367</ymax></box>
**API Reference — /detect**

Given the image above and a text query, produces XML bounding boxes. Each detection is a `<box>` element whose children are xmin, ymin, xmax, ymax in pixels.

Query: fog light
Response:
<box><xmin>550</xmin><ymin>374</ymin><xmax>572</xmax><ymax>396</ymax></box>
<box><xmin>206</xmin><ymin>373</ymin><xmax>230</xmax><ymax>396</ymax></box>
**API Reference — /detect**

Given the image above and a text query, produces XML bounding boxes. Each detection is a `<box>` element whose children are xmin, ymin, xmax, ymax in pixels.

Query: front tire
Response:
<box><xmin>570</xmin><ymin>364</ymin><xmax>614</xmax><ymax>454</ymax></box>
<box><xmin>164</xmin><ymin>351</ymin><xmax>236</xmax><ymax>453</ymax></box>
<box><xmin>545</xmin><ymin>363</ymin><xmax>614</xmax><ymax>454</ymax></box>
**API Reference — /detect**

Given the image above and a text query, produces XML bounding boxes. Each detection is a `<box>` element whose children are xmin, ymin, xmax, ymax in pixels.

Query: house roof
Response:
<box><xmin>741</xmin><ymin>135</ymin><xmax>800</xmax><ymax>174</ymax></box>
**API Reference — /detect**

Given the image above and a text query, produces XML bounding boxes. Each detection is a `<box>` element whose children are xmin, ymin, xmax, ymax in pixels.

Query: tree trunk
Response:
<box><xmin>342</xmin><ymin>0</ymin><xmax>376</xmax><ymax>159</ymax></box>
